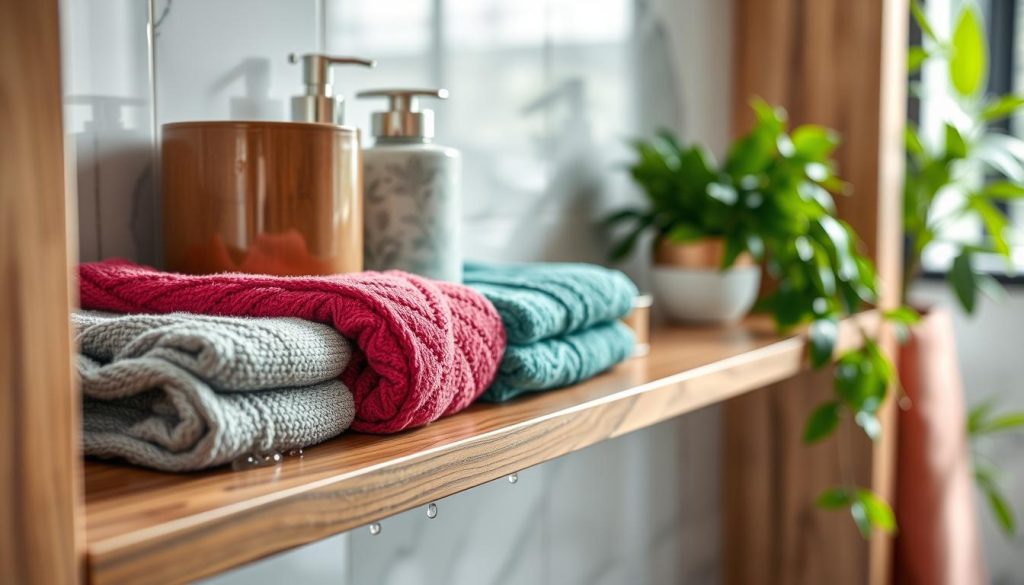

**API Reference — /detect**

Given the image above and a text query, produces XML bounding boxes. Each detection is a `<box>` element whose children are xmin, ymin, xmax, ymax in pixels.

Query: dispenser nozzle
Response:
<box><xmin>288</xmin><ymin>53</ymin><xmax>376</xmax><ymax>124</ymax></box>
<box><xmin>356</xmin><ymin>88</ymin><xmax>449</xmax><ymax>139</ymax></box>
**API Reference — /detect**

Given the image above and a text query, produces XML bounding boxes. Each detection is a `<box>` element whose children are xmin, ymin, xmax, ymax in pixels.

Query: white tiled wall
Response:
<box><xmin>151</xmin><ymin>0</ymin><xmax>322</xmax><ymax>123</ymax></box>
<box><xmin>61</xmin><ymin>0</ymin><xmax>156</xmax><ymax>263</ymax></box>
<box><xmin>62</xmin><ymin>0</ymin><xmax>732</xmax><ymax>583</ymax></box>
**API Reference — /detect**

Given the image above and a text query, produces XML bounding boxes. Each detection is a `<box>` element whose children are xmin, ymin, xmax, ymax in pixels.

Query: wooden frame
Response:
<box><xmin>725</xmin><ymin>1</ymin><xmax>907</xmax><ymax>584</ymax></box>
<box><xmin>1</xmin><ymin>0</ymin><xmax>905</xmax><ymax>583</ymax></box>
<box><xmin>1</xmin><ymin>0</ymin><xmax>83</xmax><ymax>583</ymax></box>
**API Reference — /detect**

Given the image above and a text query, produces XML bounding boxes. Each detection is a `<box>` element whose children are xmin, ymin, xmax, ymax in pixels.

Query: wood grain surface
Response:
<box><xmin>83</xmin><ymin>314</ymin><xmax>875</xmax><ymax>585</ymax></box>
<box><xmin>0</xmin><ymin>0</ymin><xmax>83</xmax><ymax>582</ymax></box>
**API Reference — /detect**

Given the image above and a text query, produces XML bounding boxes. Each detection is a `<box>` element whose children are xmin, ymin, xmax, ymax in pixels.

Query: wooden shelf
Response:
<box><xmin>83</xmin><ymin>313</ymin><xmax>876</xmax><ymax>585</ymax></box>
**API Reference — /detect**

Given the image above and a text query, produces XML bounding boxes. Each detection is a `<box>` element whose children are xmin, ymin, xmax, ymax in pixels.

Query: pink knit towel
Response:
<box><xmin>79</xmin><ymin>260</ymin><xmax>506</xmax><ymax>434</ymax></box>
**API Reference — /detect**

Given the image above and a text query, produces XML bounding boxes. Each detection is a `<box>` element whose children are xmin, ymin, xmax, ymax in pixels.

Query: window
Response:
<box><xmin>916</xmin><ymin>0</ymin><xmax>1024</xmax><ymax>279</ymax></box>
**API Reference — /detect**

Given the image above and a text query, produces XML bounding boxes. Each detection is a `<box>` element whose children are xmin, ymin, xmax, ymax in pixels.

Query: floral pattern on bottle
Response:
<box><xmin>363</xmin><ymin>148</ymin><xmax>462</xmax><ymax>282</ymax></box>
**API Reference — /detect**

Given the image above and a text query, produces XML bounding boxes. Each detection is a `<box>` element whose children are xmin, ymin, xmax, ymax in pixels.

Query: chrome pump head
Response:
<box><xmin>288</xmin><ymin>53</ymin><xmax>376</xmax><ymax>124</ymax></box>
<box><xmin>356</xmin><ymin>88</ymin><xmax>449</xmax><ymax>140</ymax></box>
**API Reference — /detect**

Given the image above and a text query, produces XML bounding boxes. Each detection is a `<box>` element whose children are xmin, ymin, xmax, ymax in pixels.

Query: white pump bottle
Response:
<box><xmin>358</xmin><ymin>89</ymin><xmax>462</xmax><ymax>282</ymax></box>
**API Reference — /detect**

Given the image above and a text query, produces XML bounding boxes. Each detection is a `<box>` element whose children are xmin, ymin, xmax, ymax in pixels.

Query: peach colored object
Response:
<box><xmin>653</xmin><ymin>236</ymin><xmax>755</xmax><ymax>269</ymax></box>
<box><xmin>895</xmin><ymin>307</ymin><xmax>986</xmax><ymax>585</ymax></box>
<box><xmin>162</xmin><ymin>121</ymin><xmax>363</xmax><ymax>276</ymax></box>
<box><xmin>621</xmin><ymin>294</ymin><xmax>652</xmax><ymax>357</ymax></box>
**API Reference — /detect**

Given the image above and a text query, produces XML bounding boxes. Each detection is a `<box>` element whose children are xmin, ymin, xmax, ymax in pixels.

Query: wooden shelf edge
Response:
<box><xmin>84</xmin><ymin>312</ymin><xmax>878</xmax><ymax>585</ymax></box>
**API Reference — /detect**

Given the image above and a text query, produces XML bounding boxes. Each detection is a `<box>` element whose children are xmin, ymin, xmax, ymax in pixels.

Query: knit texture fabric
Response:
<box><xmin>463</xmin><ymin>261</ymin><xmax>637</xmax><ymax>344</ymax></box>
<box><xmin>465</xmin><ymin>261</ymin><xmax>637</xmax><ymax>402</ymax></box>
<box><xmin>79</xmin><ymin>260</ymin><xmax>506</xmax><ymax>433</ymax></box>
<box><xmin>480</xmin><ymin>321</ymin><xmax>635</xmax><ymax>402</ymax></box>
<box><xmin>75</xmin><ymin>311</ymin><xmax>355</xmax><ymax>471</ymax></box>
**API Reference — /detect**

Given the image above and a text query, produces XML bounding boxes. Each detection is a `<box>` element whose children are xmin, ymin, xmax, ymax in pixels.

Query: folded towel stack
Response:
<box><xmin>76</xmin><ymin>259</ymin><xmax>636</xmax><ymax>472</ymax></box>
<box><xmin>76</xmin><ymin>311</ymin><xmax>356</xmax><ymax>471</ymax></box>
<box><xmin>79</xmin><ymin>260</ymin><xmax>506</xmax><ymax>434</ymax></box>
<box><xmin>464</xmin><ymin>262</ymin><xmax>637</xmax><ymax>402</ymax></box>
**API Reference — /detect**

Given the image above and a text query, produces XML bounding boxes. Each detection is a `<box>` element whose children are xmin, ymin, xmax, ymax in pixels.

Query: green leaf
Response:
<box><xmin>771</xmin><ymin>284</ymin><xmax>811</xmax><ymax>330</ymax></box>
<box><xmin>884</xmin><ymin>306</ymin><xmax>921</xmax><ymax>325</ymax></box>
<box><xmin>676</xmin><ymin>144</ymin><xmax>718</xmax><ymax>185</ymax></box>
<box><xmin>986</xmin><ymin>485</ymin><xmax>1016</xmax><ymax>536</ymax></box>
<box><xmin>969</xmin><ymin>196</ymin><xmax>1011</xmax><ymax>256</ymax></box>
<box><xmin>865</xmin><ymin>338</ymin><xmax>895</xmax><ymax>386</ymax></box>
<box><xmin>804</xmin><ymin>401</ymin><xmax>841</xmax><ymax>443</ymax></box>
<box><xmin>818</xmin><ymin>488</ymin><xmax>896</xmax><ymax>539</ymax></box>
<box><xmin>908</xmin><ymin>46</ymin><xmax>929</xmax><ymax>73</ymax></box>
<box><xmin>666</xmin><ymin>224</ymin><xmax>706</xmax><ymax>243</ymax></box>
<box><xmin>809</xmin><ymin>318</ymin><xmax>839</xmax><ymax>367</ymax></box>
<box><xmin>981</xmin><ymin>95</ymin><xmax>1024</xmax><ymax>121</ymax></box>
<box><xmin>986</xmin><ymin>413</ymin><xmax>1024</xmax><ymax>433</ymax></box>
<box><xmin>911</xmin><ymin>0</ymin><xmax>939</xmax><ymax>43</ymax></box>
<box><xmin>975</xmin><ymin>466</ymin><xmax>1017</xmax><ymax>536</ymax></box>
<box><xmin>944</xmin><ymin>123</ymin><xmax>968</xmax><ymax>159</ymax></box>
<box><xmin>968</xmin><ymin>401</ymin><xmax>996</xmax><ymax>435</ymax></box>
<box><xmin>905</xmin><ymin>125</ymin><xmax>925</xmax><ymax>157</ymax></box>
<box><xmin>856</xmin><ymin>490</ymin><xmax>897</xmax><ymax>534</ymax></box>
<box><xmin>721</xmin><ymin>231</ymin><xmax>747</xmax><ymax>270</ymax></box>
<box><xmin>817</xmin><ymin>487</ymin><xmax>853</xmax><ymax>509</ymax></box>
<box><xmin>950</xmin><ymin>249</ymin><xmax>978</xmax><ymax>314</ymax></box>
<box><xmin>884</xmin><ymin>307</ymin><xmax>917</xmax><ymax>344</ymax></box>
<box><xmin>751</xmin><ymin>97</ymin><xmax>787</xmax><ymax>125</ymax></box>
<box><xmin>792</xmin><ymin>125</ymin><xmax>840</xmax><ymax>160</ymax></box>
<box><xmin>971</xmin><ymin>407</ymin><xmax>1024</xmax><ymax>435</ymax></box>
<box><xmin>950</xmin><ymin>7</ymin><xmax>987</xmax><ymax>97</ymax></box>
<box><xmin>983</xmin><ymin>181</ymin><xmax>1024</xmax><ymax>200</ymax></box>
<box><xmin>602</xmin><ymin>208</ymin><xmax>646</xmax><ymax>227</ymax></box>
<box><xmin>834</xmin><ymin>347</ymin><xmax>889</xmax><ymax>421</ymax></box>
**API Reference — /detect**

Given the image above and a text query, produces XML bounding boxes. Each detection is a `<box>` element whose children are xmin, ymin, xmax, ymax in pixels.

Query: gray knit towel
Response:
<box><xmin>75</xmin><ymin>311</ymin><xmax>356</xmax><ymax>472</ymax></box>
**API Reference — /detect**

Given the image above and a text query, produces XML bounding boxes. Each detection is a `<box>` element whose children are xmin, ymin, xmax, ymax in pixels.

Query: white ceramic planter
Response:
<box><xmin>652</xmin><ymin>264</ymin><xmax>761</xmax><ymax>323</ymax></box>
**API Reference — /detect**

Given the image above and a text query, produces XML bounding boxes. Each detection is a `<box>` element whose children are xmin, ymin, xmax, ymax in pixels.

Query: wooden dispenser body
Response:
<box><xmin>162</xmin><ymin>121</ymin><xmax>362</xmax><ymax>276</ymax></box>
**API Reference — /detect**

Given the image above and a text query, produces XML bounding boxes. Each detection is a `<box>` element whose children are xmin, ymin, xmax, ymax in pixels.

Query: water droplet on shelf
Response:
<box><xmin>286</xmin><ymin>447</ymin><xmax>304</xmax><ymax>458</ymax></box>
<box><xmin>231</xmin><ymin>454</ymin><xmax>259</xmax><ymax>471</ymax></box>
<box><xmin>507</xmin><ymin>472</ymin><xmax>518</xmax><ymax>484</ymax></box>
<box><xmin>426</xmin><ymin>502</ymin><xmax>438</xmax><ymax>519</ymax></box>
<box><xmin>368</xmin><ymin>522</ymin><xmax>381</xmax><ymax>536</ymax></box>
<box><xmin>262</xmin><ymin>451</ymin><xmax>283</xmax><ymax>465</ymax></box>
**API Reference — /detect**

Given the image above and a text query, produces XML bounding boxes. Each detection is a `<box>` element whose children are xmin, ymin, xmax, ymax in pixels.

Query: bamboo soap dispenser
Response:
<box><xmin>358</xmin><ymin>89</ymin><xmax>463</xmax><ymax>282</ymax></box>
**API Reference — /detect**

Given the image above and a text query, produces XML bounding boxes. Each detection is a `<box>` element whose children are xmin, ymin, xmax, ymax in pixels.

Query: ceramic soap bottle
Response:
<box><xmin>357</xmin><ymin>89</ymin><xmax>462</xmax><ymax>282</ymax></box>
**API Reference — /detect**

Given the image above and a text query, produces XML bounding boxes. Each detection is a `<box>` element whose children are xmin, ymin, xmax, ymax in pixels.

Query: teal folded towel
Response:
<box><xmin>464</xmin><ymin>261</ymin><xmax>638</xmax><ymax>344</ymax></box>
<box><xmin>480</xmin><ymin>321</ymin><xmax>635</xmax><ymax>402</ymax></box>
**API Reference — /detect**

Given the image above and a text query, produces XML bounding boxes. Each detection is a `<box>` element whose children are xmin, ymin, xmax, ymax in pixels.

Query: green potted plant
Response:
<box><xmin>905</xmin><ymin>0</ymin><xmax>1024</xmax><ymax>308</ymax></box>
<box><xmin>606</xmin><ymin>130</ymin><xmax>761</xmax><ymax>322</ymax></box>
<box><xmin>901</xmin><ymin>0</ymin><xmax>1024</xmax><ymax>548</ymax></box>
<box><xmin>608</xmin><ymin>99</ymin><xmax>909</xmax><ymax>537</ymax></box>
<box><xmin>608</xmin><ymin>100</ymin><xmax>881</xmax><ymax>332</ymax></box>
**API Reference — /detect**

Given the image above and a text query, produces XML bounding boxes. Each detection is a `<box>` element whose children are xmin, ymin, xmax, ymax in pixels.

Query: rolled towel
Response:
<box><xmin>464</xmin><ymin>261</ymin><xmax>637</xmax><ymax>344</ymax></box>
<box><xmin>482</xmin><ymin>321</ymin><xmax>636</xmax><ymax>402</ymax></box>
<box><xmin>79</xmin><ymin>260</ymin><xmax>506</xmax><ymax>433</ymax></box>
<box><xmin>75</xmin><ymin>311</ymin><xmax>355</xmax><ymax>471</ymax></box>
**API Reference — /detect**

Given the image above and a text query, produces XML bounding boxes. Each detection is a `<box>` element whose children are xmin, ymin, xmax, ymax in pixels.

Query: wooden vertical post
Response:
<box><xmin>724</xmin><ymin>1</ymin><xmax>907</xmax><ymax>585</ymax></box>
<box><xmin>0</xmin><ymin>0</ymin><xmax>83</xmax><ymax>583</ymax></box>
